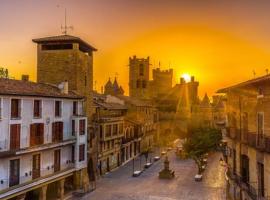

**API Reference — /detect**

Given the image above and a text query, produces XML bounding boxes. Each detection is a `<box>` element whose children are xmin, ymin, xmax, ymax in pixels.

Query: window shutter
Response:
<box><xmin>30</xmin><ymin>124</ymin><xmax>35</xmax><ymax>146</ymax></box>
<box><xmin>40</xmin><ymin>123</ymin><xmax>44</xmax><ymax>144</ymax></box>
<box><xmin>60</xmin><ymin>122</ymin><xmax>63</xmax><ymax>141</ymax></box>
<box><xmin>52</xmin><ymin>123</ymin><xmax>55</xmax><ymax>142</ymax></box>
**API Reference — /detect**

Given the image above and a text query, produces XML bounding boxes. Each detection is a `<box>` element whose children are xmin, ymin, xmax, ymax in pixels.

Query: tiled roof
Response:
<box><xmin>94</xmin><ymin>101</ymin><xmax>127</xmax><ymax>110</ymax></box>
<box><xmin>32</xmin><ymin>34</ymin><xmax>97</xmax><ymax>51</ymax></box>
<box><xmin>0</xmin><ymin>78</ymin><xmax>83</xmax><ymax>99</ymax></box>
<box><xmin>117</xmin><ymin>95</ymin><xmax>153</xmax><ymax>107</ymax></box>
<box><xmin>217</xmin><ymin>74</ymin><xmax>270</xmax><ymax>93</ymax></box>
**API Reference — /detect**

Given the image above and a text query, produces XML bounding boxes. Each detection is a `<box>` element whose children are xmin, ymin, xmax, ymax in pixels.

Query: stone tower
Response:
<box><xmin>129</xmin><ymin>56</ymin><xmax>150</xmax><ymax>99</ymax></box>
<box><xmin>32</xmin><ymin>35</ymin><xmax>97</xmax><ymax>120</ymax></box>
<box><xmin>151</xmin><ymin>68</ymin><xmax>173</xmax><ymax>98</ymax></box>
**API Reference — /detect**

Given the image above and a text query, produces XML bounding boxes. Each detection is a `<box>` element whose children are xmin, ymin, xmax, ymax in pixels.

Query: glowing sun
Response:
<box><xmin>181</xmin><ymin>73</ymin><xmax>191</xmax><ymax>82</ymax></box>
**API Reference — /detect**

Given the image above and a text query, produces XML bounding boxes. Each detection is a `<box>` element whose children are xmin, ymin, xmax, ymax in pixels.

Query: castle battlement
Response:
<box><xmin>153</xmin><ymin>68</ymin><xmax>173</xmax><ymax>75</ymax></box>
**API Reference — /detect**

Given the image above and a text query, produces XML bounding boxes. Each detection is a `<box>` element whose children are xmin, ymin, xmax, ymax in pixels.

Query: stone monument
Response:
<box><xmin>159</xmin><ymin>156</ymin><xmax>175</xmax><ymax>179</ymax></box>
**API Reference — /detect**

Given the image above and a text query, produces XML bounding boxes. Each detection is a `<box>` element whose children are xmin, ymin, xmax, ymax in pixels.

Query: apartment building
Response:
<box><xmin>93</xmin><ymin>94</ymin><xmax>127</xmax><ymax>175</ymax></box>
<box><xmin>117</xmin><ymin>96</ymin><xmax>159</xmax><ymax>153</ymax></box>
<box><xmin>218</xmin><ymin>75</ymin><xmax>270</xmax><ymax>200</ymax></box>
<box><xmin>0</xmin><ymin>78</ymin><xmax>88</xmax><ymax>200</ymax></box>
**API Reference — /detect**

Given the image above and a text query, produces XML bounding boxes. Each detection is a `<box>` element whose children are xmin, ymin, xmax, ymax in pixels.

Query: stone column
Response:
<box><xmin>73</xmin><ymin>170</ymin><xmax>82</xmax><ymax>190</ymax></box>
<box><xmin>57</xmin><ymin>179</ymin><xmax>65</xmax><ymax>200</ymax></box>
<box><xmin>39</xmin><ymin>185</ymin><xmax>48</xmax><ymax>200</ymax></box>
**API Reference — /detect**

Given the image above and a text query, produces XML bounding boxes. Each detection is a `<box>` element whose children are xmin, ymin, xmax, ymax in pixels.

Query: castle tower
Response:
<box><xmin>32</xmin><ymin>35</ymin><xmax>97</xmax><ymax>120</ymax></box>
<box><xmin>129</xmin><ymin>56</ymin><xmax>150</xmax><ymax>99</ymax></box>
<box><xmin>152</xmin><ymin>68</ymin><xmax>173</xmax><ymax>97</ymax></box>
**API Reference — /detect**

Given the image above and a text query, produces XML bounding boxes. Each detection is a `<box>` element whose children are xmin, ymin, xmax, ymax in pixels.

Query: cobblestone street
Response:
<box><xmin>76</xmin><ymin>151</ymin><xmax>226</xmax><ymax>200</ymax></box>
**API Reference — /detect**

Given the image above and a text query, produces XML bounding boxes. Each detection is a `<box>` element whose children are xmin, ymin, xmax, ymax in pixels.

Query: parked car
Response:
<box><xmin>133</xmin><ymin>170</ymin><xmax>142</xmax><ymax>177</ymax></box>
<box><xmin>194</xmin><ymin>174</ymin><xmax>203</xmax><ymax>182</ymax></box>
<box><xmin>154</xmin><ymin>156</ymin><xmax>160</xmax><ymax>161</ymax></box>
<box><xmin>144</xmin><ymin>162</ymin><xmax>152</xmax><ymax>169</ymax></box>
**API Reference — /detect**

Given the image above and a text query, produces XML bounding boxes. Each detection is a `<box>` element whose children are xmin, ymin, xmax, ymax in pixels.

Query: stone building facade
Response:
<box><xmin>32</xmin><ymin>34</ymin><xmax>97</xmax><ymax>187</ymax></box>
<box><xmin>0</xmin><ymin>78</ymin><xmax>88</xmax><ymax>200</ymax></box>
<box><xmin>32</xmin><ymin>35</ymin><xmax>97</xmax><ymax>121</ymax></box>
<box><xmin>129</xmin><ymin>56</ymin><xmax>150</xmax><ymax>99</ymax></box>
<box><xmin>93</xmin><ymin>94</ymin><xmax>127</xmax><ymax>175</ymax></box>
<box><xmin>218</xmin><ymin>75</ymin><xmax>270</xmax><ymax>200</ymax></box>
<box><xmin>104</xmin><ymin>78</ymin><xmax>124</xmax><ymax>96</ymax></box>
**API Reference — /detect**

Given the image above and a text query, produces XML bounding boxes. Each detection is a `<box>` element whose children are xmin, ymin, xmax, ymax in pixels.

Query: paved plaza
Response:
<box><xmin>76</xmin><ymin>151</ymin><xmax>226</xmax><ymax>200</ymax></box>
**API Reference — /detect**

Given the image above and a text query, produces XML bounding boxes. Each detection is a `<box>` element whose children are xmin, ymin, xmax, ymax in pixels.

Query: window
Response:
<box><xmin>9</xmin><ymin>159</ymin><xmax>20</xmax><ymax>187</ymax></box>
<box><xmin>136</xmin><ymin>80</ymin><xmax>140</xmax><ymax>88</ymax></box>
<box><xmin>54</xmin><ymin>149</ymin><xmax>61</xmax><ymax>172</ymax></box>
<box><xmin>241</xmin><ymin>155</ymin><xmax>249</xmax><ymax>184</ymax></box>
<box><xmin>142</xmin><ymin>80</ymin><xmax>147</xmax><ymax>88</ymax></box>
<box><xmin>258</xmin><ymin>88</ymin><xmax>263</xmax><ymax>96</ymax></box>
<box><xmin>42</xmin><ymin>43</ymin><xmax>73</xmax><ymax>50</ymax></box>
<box><xmin>30</xmin><ymin>123</ymin><xmax>44</xmax><ymax>146</ymax></box>
<box><xmin>79</xmin><ymin>119</ymin><xmax>86</xmax><ymax>135</ymax></box>
<box><xmin>105</xmin><ymin>125</ymin><xmax>111</xmax><ymax>137</ymax></box>
<box><xmin>257</xmin><ymin>113</ymin><xmax>264</xmax><ymax>135</ymax></box>
<box><xmin>73</xmin><ymin>101</ymin><xmax>78</xmax><ymax>115</ymax></box>
<box><xmin>71</xmin><ymin>145</ymin><xmax>75</xmax><ymax>163</ymax></box>
<box><xmin>11</xmin><ymin>99</ymin><xmax>21</xmax><ymax>119</ymax></box>
<box><xmin>113</xmin><ymin>124</ymin><xmax>117</xmax><ymax>136</ymax></box>
<box><xmin>139</xmin><ymin>64</ymin><xmax>144</xmax><ymax>76</ymax></box>
<box><xmin>33</xmin><ymin>100</ymin><xmax>42</xmax><ymax>118</ymax></box>
<box><xmin>258</xmin><ymin>162</ymin><xmax>265</xmax><ymax>197</ymax></box>
<box><xmin>52</xmin><ymin>122</ymin><xmax>63</xmax><ymax>142</ymax></box>
<box><xmin>100</xmin><ymin>125</ymin><xmax>103</xmax><ymax>138</ymax></box>
<box><xmin>72</xmin><ymin>120</ymin><xmax>75</xmax><ymax>136</ymax></box>
<box><xmin>55</xmin><ymin>101</ymin><xmax>62</xmax><ymax>117</ymax></box>
<box><xmin>119</xmin><ymin>123</ymin><xmax>123</xmax><ymax>134</ymax></box>
<box><xmin>32</xmin><ymin>154</ymin><xmax>41</xmax><ymax>179</ymax></box>
<box><xmin>10</xmin><ymin>124</ymin><xmax>21</xmax><ymax>150</ymax></box>
<box><xmin>79</xmin><ymin>144</ymin><xmax>85</xmax><ymax>162</ymax></box>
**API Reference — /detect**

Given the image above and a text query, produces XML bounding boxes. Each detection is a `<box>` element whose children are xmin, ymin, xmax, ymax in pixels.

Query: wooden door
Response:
<box><xmin>32</xmin><ymin>154</ymin><xmax>41</xmax><ymax>179</ymax></box>
<box><xmin>10</xmin><ymin>124</ymin><xmax>20</xmax><ymax>150</ymax></box>
<box><xmin>54</xmin><ymin>149</ymin><xmax>61</xmax><ymax>172</ymax></box>
<box><xmin>9</xmin><ymin>159</ymin><xmax>20</xmax><ymax>187</ymax></box>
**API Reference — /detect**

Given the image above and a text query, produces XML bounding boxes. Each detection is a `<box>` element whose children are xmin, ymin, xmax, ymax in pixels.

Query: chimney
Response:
<box><xmin>58</xmin><ymin>80</ymin><xmax>69</xmax><ymax>94</ymax></box>
<box><xmin>191</xmin><ymin>76</ymin><xmax>195</xmax><ymax>82</ymax></box>
<box><xmin>21</xmin><ymin>75</ymin><xmax>29</xmax><ymax>81</ymax></box>
<box><xmin>180</xmin><ymin>77</ymin><xmax>185</xmax><ymax>84</ymax></box>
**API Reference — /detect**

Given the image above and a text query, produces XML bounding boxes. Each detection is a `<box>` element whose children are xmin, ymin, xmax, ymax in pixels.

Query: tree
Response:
<box><xmin>183</xmin><ymin>128</ymin><xmax>222</xmax><ymax>174</ymax></box>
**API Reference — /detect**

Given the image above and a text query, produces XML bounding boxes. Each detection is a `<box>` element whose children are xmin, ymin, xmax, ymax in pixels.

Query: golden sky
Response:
<box><xmin>1</xmin><ymin>0</ymin><xmax>270</xmax><ymax>97</ymax></box>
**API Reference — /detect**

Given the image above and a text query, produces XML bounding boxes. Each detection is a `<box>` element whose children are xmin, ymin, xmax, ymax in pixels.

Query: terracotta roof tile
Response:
<box><xmin>32</xmin><ymin>34</ymin><xmax>97</xmax><ymax>51</ymax></box>
<box><xmin>0</xmin><ymin>78</ymin><xmax>83</xmax><ymax>99</ymax></box>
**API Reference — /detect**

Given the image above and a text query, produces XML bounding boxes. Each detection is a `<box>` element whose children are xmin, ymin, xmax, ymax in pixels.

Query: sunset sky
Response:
<box><xmin>1</xmin><ymin>0</ymin><xmax>270</xmax><ymax>97</ymax></box>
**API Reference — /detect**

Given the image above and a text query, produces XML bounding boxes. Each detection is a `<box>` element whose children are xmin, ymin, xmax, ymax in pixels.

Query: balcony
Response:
<box><xmin>122</xmin><ymin>137</ymin><xmax>133</xmax><ymax>144</ymax></box>
<box><xmin>0</xmin><ymin>163</ymin><xmax>75</xmax><ymax>199</ymax></box>
<box><xmin>227</xmin><ymin>171</ymin><xmax>257</xmax><ymax>200</ymax></box>
<box><xmin>92</xmin><ymin>113</ymin><xmax>124</xmax><ymax>123</ymax></box>
<box><xmin>0</xmin><ymin>136</ymin><xmax>76</xmax><ymax>158</ymax></box>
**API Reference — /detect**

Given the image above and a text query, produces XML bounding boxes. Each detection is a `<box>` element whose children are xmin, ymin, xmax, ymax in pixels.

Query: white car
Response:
<box><xmin>154</xmin><ymin>156</ymin><xmax>160</xmax><ymax>161</ymax></box>
<box><xmin>133</xmin><ymin>170</ymin><xmax>142</xmax><ymax>177</ymax></box>
<box><xmin>194</xmin><ymin>174</ymin><xmax>203</xmax><ymax>182</ymax></box>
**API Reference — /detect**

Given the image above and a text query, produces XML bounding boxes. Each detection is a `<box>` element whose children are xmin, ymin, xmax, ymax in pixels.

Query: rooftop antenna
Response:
<box><xmin>252</xmin><ymin>70</ymin><xmax>256</xmax><ymax>78</ymax></box>
<box><xmin>94</xmin><ymin>80</ymin><xmax>97</xmax><ymax>91</ymax></box>
<box><xmin>61</xmin><ymin>8</ymin><xmax>73</xmax><ymax>35</ymax></box>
